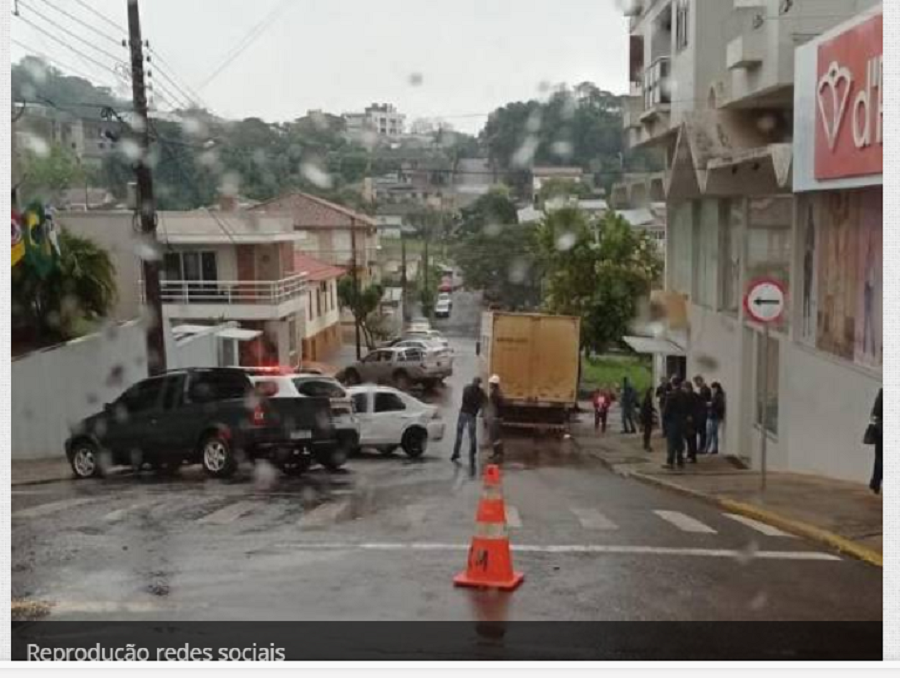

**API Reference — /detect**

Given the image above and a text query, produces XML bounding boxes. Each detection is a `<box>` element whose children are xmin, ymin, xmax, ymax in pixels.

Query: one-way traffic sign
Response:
<box><xmin>744</xmin><ymin>278</ymin><xmax>786</xmax><ymax>324</ymax></box>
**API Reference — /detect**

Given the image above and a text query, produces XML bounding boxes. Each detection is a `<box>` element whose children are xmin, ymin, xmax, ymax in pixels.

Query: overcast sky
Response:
<box><xmin>11</xmin><ymin>0</ymin><xmax>629</xmax><ymax>134</ymax></box>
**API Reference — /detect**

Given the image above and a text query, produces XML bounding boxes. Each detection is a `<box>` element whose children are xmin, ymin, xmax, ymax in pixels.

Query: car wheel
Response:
<box><xmin>69</xmin><ymin>440</ymin><xmax>102</xmax><ymax>479</ymax></box>
<box><xmin>200</xmin><ymin>433</ymin><xmax>237</xmax><ymax>478</ymax></box>
<box><xmin>393</xmin><ymin>370</ymin><xmax>411</xmax><ymax>391</ymax></box>
<box><xmin>317</xmin><ymin>444</ymin><xmax>349</xmax><ymax>471</ymax></box>
<box><xmin>280</xmin><ymin>457</ymin><xmax>312</xmax><ymax>477</ymax></box>
<box><xmin>401</xmin><ymin>428</ymin><xmax>428</xmax><ymax>458</ymax></box>
<box><xmin>343</xmin><ymin>369</ymin><xmax>361</xmax><ymax>386</ymax></box>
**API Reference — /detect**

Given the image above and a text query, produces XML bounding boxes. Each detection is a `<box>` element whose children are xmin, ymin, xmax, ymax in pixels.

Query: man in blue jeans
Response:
<box><xmin>451</xmin><ymin>376</ymin><xmax>486</xmax><ymax>466</ymax></box>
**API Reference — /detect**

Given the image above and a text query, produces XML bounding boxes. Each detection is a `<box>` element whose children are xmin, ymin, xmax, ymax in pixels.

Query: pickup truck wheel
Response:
<box><xmin>280</xmin><ymin>457</ymin><xmax>312</xmax><ymax>477</ymax></box>
<box><xmin>69</xmin><ymin>440</ymin><xmax>102</xmax><ymax>479</ymax></box>
<box><xmin>393</xmin><ymin>370</ymin><xmax>411</xmax><ymax>391</ymax></box>
<box><xmin>343</xmin><ymin>369</ymin><xmax>361</xmax><ymax>386</ymax></box>
<box><xmin>401</xmin><ymin>428</ymin><xmax>428</xmax><ymax>458</ymax></box>
<box><xmin>201</xmin><ymin>434</ymin><xmax>237</xmax><ymax>478</ymax></box>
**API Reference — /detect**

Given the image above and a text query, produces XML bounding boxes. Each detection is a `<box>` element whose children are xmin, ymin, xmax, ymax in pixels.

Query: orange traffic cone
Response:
<box><xmin>454</xmin><ymin>464</ymin><xmax>524</xmax><ymax>591</ymax></box>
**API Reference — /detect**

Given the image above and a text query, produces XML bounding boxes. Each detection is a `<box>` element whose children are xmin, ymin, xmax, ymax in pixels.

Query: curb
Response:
<box><xmin>629</xmin><ymin>471</ymin><xmax>883</xmax><ymax>569</ymax></box>
<box><xmin>11</xmin><ymin>476</ymin><xmax>72</xmax><ymax>488</ymax></box>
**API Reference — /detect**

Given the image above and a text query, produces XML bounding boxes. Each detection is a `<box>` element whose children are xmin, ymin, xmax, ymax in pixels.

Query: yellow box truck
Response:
<box><xmin>478</xmin><ymin>311</ymin><xmax>581</xmax><ymax>429</ymax></box>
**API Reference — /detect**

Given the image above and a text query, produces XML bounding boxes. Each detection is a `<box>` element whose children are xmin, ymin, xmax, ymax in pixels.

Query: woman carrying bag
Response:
<box><xmin>865</xmin><ymin>388</ymin><xmax>882</xmax><ymax>495</ymax></box>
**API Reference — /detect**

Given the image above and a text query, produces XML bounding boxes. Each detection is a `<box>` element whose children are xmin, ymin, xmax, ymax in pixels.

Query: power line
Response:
<box><xmin>11</xmin><ymin>37</ymin><xmax>102</xmax><ymax>83</ymax></box>
<box><xmin>14</xmin><ymin>13</ymin><xmax>128</xmax><ymax>85</ymax></box>
<box><xmin>149</xmin><ymin>58</ymin><xmax>201</xmax><ymax>110</ymax></box>
<box><xmin>72</xmin><ymin>0</ymin><xmax>124</xmax><ymax>33</ymax></box>
<box><xmin>18</xmin><ymin>0</ymin><xmax>127</xmax><ymax>64</ymax></box>
<box><xmin>198</xmin><ymin>0</ymin><xmax>293</xmax><ymax>90</ymax></box>
<box><xmin>34</xmin><ymin>0</ymin><xmax>124</xmax><ymax>47</ymax></box>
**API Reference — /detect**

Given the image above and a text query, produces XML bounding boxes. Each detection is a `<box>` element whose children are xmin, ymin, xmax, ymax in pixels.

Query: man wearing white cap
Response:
<box><xmin>485</xmin><ymin>374</ymin><xmax>505</xmax><ymax>463</ymax></box>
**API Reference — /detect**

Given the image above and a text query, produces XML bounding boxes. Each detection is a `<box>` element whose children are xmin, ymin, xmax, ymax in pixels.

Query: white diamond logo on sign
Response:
<box><xmin>744</xmin><ymin>278</ymin><xmax>786</xmax><ymax>325</ymax></box>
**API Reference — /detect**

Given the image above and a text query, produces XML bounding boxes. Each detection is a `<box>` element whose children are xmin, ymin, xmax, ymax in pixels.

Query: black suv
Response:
<box><xmin>65</xmin><ymin>368</ymin><xmax>338</xmax><ymax>479</ymax></box>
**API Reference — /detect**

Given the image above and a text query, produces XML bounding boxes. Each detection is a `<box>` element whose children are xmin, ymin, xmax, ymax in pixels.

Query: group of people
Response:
<box><xmin>657</xmin><ymin>375</ymin><xmax>726</xmax><ymax>469</ymax></box>
<box><xmin>590</xmin><ymin>377</ymin><xmax>661</xmax><ymax>453</ymax></box>
<box><xmin>451</xmin><ymin>375</ymin><xmax>505</xmax><ymax>467</ymax></box>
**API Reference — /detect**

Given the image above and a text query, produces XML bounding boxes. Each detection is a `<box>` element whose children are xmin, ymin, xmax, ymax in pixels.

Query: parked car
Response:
<box><xmin>249</xmin><ymin>374</ymin><xmax>358</xmax><ymax>469</ymax></box>
<box><xmin>407</xmin><ymin>320</ymin><xmax>431</xmax><ymax>334</ymax></box>
<box><xmin>401</xmin><ymin>329</ymin><xmax>451</xmax><ymax>351</ymax></box>
<box><xmin>65</xmin><ymin>368</ymin><xmax>337</xmax><ymax>479</ymax></box>
<box><xmin>348</xmin><ymin>385</ymin><xmax>444</xmax><ymax>458</ymax></box>
<box><xmin>393</xmin><ymin>337</ymin><xmax>452</xmax><ymax>363</ymax></box>
<box><xmin>342</xmin><ymin>346</ymin><xmax>451</xmax><ymax>390</ymax></box>
<box><xmin>435</xmin><ymin>298</ymin><xmax>452</xmax><ymax>318</ymax></box>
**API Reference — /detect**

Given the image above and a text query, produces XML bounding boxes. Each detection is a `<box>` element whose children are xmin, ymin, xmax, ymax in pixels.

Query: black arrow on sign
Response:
<box><xmin>754</xmin><ymin>298</ymin><xmax>781</xmax><ymax>307</ymax></box>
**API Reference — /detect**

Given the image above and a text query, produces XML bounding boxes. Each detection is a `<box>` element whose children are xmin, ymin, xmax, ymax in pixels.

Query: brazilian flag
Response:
<box><xmin>22</xmin><ymin>202</ymin><xmax>59</xmax><ymax>279</ymax></box>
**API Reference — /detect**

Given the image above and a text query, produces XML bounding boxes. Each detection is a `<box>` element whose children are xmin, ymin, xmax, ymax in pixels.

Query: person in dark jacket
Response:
<box><xmin>655</xmin><ymin>377</ymin><xmax>670</xmax><ymax>437</ymax></box>
<box><xmin>486</xmin><ymin>375</ymin><xmax>505</xmax><ymax>464</ymax></box>
<box><xmin>662</xmin><ymin>376</ymin><xmax>688</xmax><ymax>469</ymax></box>
<box><xmin>682</xmin><ymin>381</ymin><xmax>700</xmax><ymax>463</ymax></box>
<box><xmin>869</xmin><ymin>388</ymin><xmax>882</xmax><ymax>494</ymax></box>
<box><xmin>693</xmin><ymin>375</ymin><xmax>712</xmax><ymax>453</ymax></box>
<box><xmin>707</xmin><ymin>382</ymin><xmax>726</xmax><ymax>455</ymax></box>
<box><xmin>640</xmin><ymin>388</ymin><xmax>656</xmax><ymax>452</ymax></box>
<box><xmin>620</xmin><ymin>377</ymin><xmax>638</xmax><ymax>434</ymax></box>
<box><xmin>451</xmin><ymin>377</ymin><xmax>486</xmax><ymax>465</ymax></box>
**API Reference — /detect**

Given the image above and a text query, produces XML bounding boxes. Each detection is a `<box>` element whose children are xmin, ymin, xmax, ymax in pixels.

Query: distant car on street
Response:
<box><xmin>342</xmin><ymin>346</ymin><xmax>451</xmax><ymax>390</ymax></box>
<box><xmin>434</xmin><ymin>298</ymin><xmax>452</xmax><ymax>318</ymax></box>
<box><xmin>65</xmin><ymin>368</ymin><xmax>337</xmax><ymax>479</ymax></box>
<box><xmin>348</xmin><ymin>385</ymin><xmax>444</xmax><ymax>458</ymax></box>
<box><xmin>249</xmin><ymin>374</ymin><xmax>359</xmax><ymax>470</ymax></box>
<box><xmin>438</xmin><ymin>280</ymin><xmax>453</xmax><ymax>293</ymax></box>
<box><xmin>397</xmin><ymin>329</ymin><xmax>451</xmax><ymax>351</ymax></box>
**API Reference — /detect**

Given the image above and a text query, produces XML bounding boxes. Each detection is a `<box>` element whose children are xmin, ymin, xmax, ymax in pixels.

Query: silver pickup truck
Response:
<box><xmin>342</xmin><ymin>346</ymin><xmax>451</xmax><ymax>390</ymax></box>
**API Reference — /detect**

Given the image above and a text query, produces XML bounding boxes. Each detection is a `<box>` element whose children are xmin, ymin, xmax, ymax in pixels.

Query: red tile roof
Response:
<box><xmin>252</xmin><ymin>191</ymin><xmax>376</xmax><ymax>230</ymax></box>
<box><xmin>294</xmin><ymin>251</ymin><xmax>346</xmax><ymax>282</ymax></box>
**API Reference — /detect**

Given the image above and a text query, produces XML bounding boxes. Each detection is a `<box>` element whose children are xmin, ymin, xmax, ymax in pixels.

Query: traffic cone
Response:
<box><xmin>454</xmin><ymin>464</ymin><xmax>524</xmax><ymax>591</ymax></box>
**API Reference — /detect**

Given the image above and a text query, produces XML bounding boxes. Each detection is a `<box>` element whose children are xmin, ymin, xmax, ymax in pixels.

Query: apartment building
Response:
<box><xmin>621</xmin><ymin>0</ymin><xmax>881</xmax><ymax>482</ymax></box>
<box><xmin>343</xmin><ymin>103</ymin><xmax>406</xmax><ymax>140</ymax></box>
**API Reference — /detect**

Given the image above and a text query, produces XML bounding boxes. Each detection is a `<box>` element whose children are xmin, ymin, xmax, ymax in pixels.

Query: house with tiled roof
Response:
<box><xmin>294</xmin><ymin>252</ymin><xmax>345</xmax><ymax>361</ymax></box>
<box><xmin>252</xmin><ymin>191</ymin><xmax>380</xmax><ymax>285</ymax></box>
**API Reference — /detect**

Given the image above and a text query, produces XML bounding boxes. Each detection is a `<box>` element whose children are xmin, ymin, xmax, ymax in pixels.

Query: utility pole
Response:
<box><xmin>128</xmin><ymin>0</ymin><xmax>167</xmax><ymax>374</ymax></box>
<box><xmin>350</xmin><ymin>217</ymin><xmax>362</xmax><ymax>360</ymax></box>
<box><xmin>400</xmin><ymin>231</ymin><xmax>408</xmax><ymax>323</ymax></box>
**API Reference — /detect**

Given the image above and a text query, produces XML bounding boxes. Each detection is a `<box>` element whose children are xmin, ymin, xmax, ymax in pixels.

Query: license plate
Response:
<box><xmin>290</xmin><ymin>430</ymin><xmax>312</xmax><ymax>440</ymax></box>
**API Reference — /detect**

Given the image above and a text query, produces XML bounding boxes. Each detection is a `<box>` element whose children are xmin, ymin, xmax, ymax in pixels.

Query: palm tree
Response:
<box><xmin>12</xmin><ymin>229</ymin><xmax>117</xmax><ymax>347</ymax></box>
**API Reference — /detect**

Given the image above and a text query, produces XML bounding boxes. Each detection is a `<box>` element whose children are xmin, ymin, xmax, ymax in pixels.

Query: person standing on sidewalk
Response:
<box><xmin>867</xmin><ymin>388</ymin><xmax>882</xmax><ymax>494</ymax></box>
<box><xmin>640</xmin><ymin>388</ymin><xmax>656</xmax><ymax>452</ymax></box>
<box><xmin>451</xmin><ymin>377</ymin><xmax>486</xmax><ymax>465</ymax></box>
<box><xmin>663</xmin><ymin>376</ymin><xmax>688</xmax><ymax>469</ymax></box>
<box><xmin>707</xmin><ymin>382</ymin><xmax>726</xmax><ymax>455</ymax></box>
<box><xmin>683</xmin><ymin>381</ymin><xmax>700</xmax><ymax>464</ymax></box>
<box><xmin>485</xmin><ymin>374</ymin><xmax>505</xmax><ymax>464</ymax></box>
<box><xmin>620</xmin><ymin>377</ymin><xmax>638</xmax><ymax>434</ymax></box>
<box><xmin>593</xmin><ymin>388</ymin><xmax>611</xmax><ymax>434</ymax></box>
<box><xmin>655</xmin><ymin>377</ymin><xmax>670</xmax><ymax>438</ymax></box>
<box><xmin>693</xmin><ymin>375</ymin><xmax>712</xmax><ymax>453</ymax></box>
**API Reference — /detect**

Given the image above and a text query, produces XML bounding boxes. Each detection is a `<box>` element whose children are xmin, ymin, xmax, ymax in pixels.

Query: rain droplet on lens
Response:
<box><xmin>408</xmin><ymin>72</ymin><xmax>424</xmax><ymax>87</ymax></box>
<box><xmin>734</xmin><ymin>540</ymin><xmax>759</xmax><ymax>566</ymax></box>
<box><xmin>551</xmin><ymin>141</ymin><xmax>573</xmax><ymax>159</ymax></box>
<box><xmin>106</xmin><ymin>365</ymin><xmax>125</xmax><ymax>388</ymax></box>
<box><xmin>300</xmin><ymin>161</ymin><xmax>334</xmax><ymax>189</ymax></box>
<box><xmin>556</xmin><ymin>232</ymin><xmax>576</xmax><ymax>252</ymax></box>
<box><xmin>23</xmin><ymin>133</ymin><xmax>50</xmax><ymax>158</ymax></box>
<box><xmin>508</xmin><ymin>258</ymin><xmax>529</xmax><ymax>284</ymax></box>
<box><xmin>116</xmin><ymin>138</ymin><xmax>142</xmax><ymax>162</ymax></box>
<box><xmin>750</xmin><ymin>591</ymin><xmax>769</xmax><ymax>610</ymax></box>
<box><xmin>484</xmin><ymin>223</ymin><xmax>503</xmax><ymax>237</ymax></box>
<box><xmin>219</xmin><ymin>171</ymin><xmax>241</xmax><ymax>198</ymax></box>
<box><xmin>133</xmin><ymin>235</ymin><xmax>162</xmax><ymax>261</ymax></box>
<box><xmin>512</xmin><ymin>137</ymin><xmax>539</xmax><ymax>169</ymax></box>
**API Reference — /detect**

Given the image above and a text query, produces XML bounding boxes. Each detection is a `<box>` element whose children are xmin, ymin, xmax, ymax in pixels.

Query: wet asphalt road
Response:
<box><xmin>11</xmin><ymin>289</ymin><xmax>882</xmax><ymax>623</ymax></box>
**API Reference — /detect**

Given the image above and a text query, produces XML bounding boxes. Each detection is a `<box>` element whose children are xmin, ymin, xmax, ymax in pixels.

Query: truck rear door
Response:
<box><xmin>532</xmin><ymin>316</ymin><xmax>580</xmax><ymax>404</ymax></box>
<box><xmin>491</xmin><ymin>314</ymin><xmax>534</xmax><ymax>402</ymax></box>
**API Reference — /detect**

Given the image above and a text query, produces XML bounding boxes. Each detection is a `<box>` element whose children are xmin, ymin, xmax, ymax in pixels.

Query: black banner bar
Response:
<box><xmin>11</xmin><ymin>622</ymin><xmax>883</xmax><ymax>661</ymax></box>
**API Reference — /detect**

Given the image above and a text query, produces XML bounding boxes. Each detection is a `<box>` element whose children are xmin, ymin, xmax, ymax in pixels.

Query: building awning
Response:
<box><xmin>217</xmin><ymin>328</ymin><xmax>262</xmax><ymax>342</ymax></box>
<box><xmin>624</xmin><ymin>336</ymin><xmax>686</xmax><ymax>357</ymax></box>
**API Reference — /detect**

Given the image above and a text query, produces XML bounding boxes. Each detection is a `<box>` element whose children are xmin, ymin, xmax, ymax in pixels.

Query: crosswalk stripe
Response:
<box><xmin>505</xmin><ymin>505</ymin><xmax>522</xmax><ymax>529</ymax></box>
<box><xmin>13</xmin><ymin>497</ymin><xmax>97</xmax><ymax>519</ymax></box>
<box><xmin>653</xmin><ymin>510</ymin><xmax>717</xmax><ymax>534</ymax></box>
<box><xmin>103</xmin><ymin>500</ymin><xmax>159</xmax><ymax>523</ymax></box>
<box><xmin>298</xmin><ymin>500</ymin><xmax>352</xmax><ymax>528</ymax></box>
<box><xmin>571</xmin><ymin>508</ymin><xmax>619</xmax><ymax>531</ymax></box>
<box><xmin>724</xmin><ymin>513</ymin><xmax>795</xmax><ymax>538</ymax></box>
<box><xmin>198</xmin><ymin>501</ymin><xmax>259</xmax><ymax>525</ymax></box>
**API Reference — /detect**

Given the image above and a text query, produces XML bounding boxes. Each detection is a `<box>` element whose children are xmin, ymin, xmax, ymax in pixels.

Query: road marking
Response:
<box><xmin>272</xmin><ymin>542</ymin><xmax>840</xmax><ymax>562</ymax></box>
<box><xmin>653</xmin><ymin>510</ymin><xmax>717</xmax><ymax>534</ymax></box>
<box><xmin>13</xmin><ymin>497</ymin><xmax>98</xmax><ymax>519</ymax></box>
<box><xmin>571</xmin><ymin>508</ymin><xmax>619</xmax><ymax>531</ymax></box>
<box><xmin>198</xmin><ymin>501</ymin><xmax>259</xmax><ymax>525</ymax></box>
<box><xmin>505</xmin><ymin>505</ymin><xmax>522</xmax><ymax>529</ymax></box>
<box><xmin>297</xmin><ymin>500</ymin><xmax>352</xmax><ymax>528</ymax></box>
<box><xmin>103</xmin><ymin>500</ymin><xmax>160</xmax><ymax>523</ymax></box>
<box><xmin>724</xmin><ymin>513</ymin><xmax>795</xmax><ymax>538</ymax></box>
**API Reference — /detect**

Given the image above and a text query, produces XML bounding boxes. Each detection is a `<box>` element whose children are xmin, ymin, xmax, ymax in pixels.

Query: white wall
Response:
<box><xmin>13</xmin><ymin>321</ymin><xmax>223</xmax><ymax>460</ymax></box>
<box><xmin>304</xmin><ymin>279</ymin><xmax>340</xmax><ymax>338</ymax></box>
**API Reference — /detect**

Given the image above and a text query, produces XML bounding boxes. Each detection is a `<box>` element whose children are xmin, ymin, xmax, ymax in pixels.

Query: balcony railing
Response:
<box><xmin>148</xmin><ymin>273</ymin><xmax>307</xmax><ymax>305</ymax></box>
<box><xmin>643</xmin><ymin>56</ymin><xmax>671</xmax><ymax>111</ymax></box>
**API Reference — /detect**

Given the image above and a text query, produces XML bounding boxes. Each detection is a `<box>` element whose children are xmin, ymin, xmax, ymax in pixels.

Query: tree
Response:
<box><xmin>337</xmin><ymin>277</ymin><xmax>385</xmax><ymax>349</ymax></box>
<box><xmin>537</xmin><ymin>178</ymin><xmax>593</xmax><ymax>206</ymax></box>
<box><xmin>534</xmin><ymin>209</ymin><xmax>663</xmax><ymax>352</ymax></box>
<box><xmin>12</xmin><ymin>229</ymin><xmax>117</xmax><ymax>345</ymax></box>
<box><xmin>455</xmin><ymin>187</ymin><xmax>518</xmax><ymax>238</ymax></box>
<box><xmin>18</xmin><ymin>144</ymin><xmax>88</xmax><ymax>205</ymax></box>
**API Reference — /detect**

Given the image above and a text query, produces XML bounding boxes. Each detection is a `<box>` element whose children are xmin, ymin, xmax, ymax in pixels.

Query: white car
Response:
<box><xmin>434</xmin><ymin>298</ymin><xmax>452</xmax><ymax>318</ymax></box>
<box><xmin>403</xmin><ymin>329</ymin><xmax>450</xmax><ymax>351</ymax></box>
<box><xmin>348</xmin><ymin>385</ymin><xmax>445</xmax><ymax>458</ymax></box>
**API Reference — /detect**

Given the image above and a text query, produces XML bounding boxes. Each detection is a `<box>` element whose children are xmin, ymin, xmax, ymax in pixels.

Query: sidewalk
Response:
<box><xmin>571</xmin><ymin>405</ymin><xmax>883</xmax><ymax>566</ymax></box>
<box><xmin>11</xmin><ymin>458</ymin><xmax>73</xmax><ymax>486</ymax></box>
